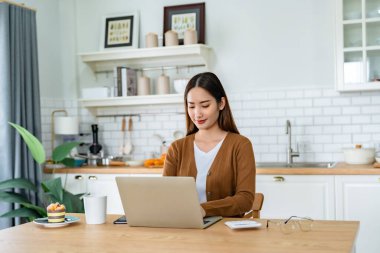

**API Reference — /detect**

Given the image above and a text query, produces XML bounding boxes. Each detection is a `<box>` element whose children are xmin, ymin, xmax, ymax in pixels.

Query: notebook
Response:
<box><xmin>115</xmin><ymin>176</ymin><xmax>222</xmax><ymax>229</ymax></box>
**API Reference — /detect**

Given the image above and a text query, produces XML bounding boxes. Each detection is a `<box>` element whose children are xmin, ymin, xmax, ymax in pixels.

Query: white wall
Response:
<box><xmin>74</xmin><ymin>0</ymin><xmax>336</xmax><ymax>95</ymax></box>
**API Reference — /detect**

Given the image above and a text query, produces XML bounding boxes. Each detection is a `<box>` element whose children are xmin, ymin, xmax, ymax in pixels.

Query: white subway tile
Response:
<box><xmin>286</xmin><ymin>108</ymin><xmax>304</xmax><ymax>116</ymax></box>
<box><xmin>322</xmin><ymin>107</ymin><xmax>341</xmax><ymax>115</ymax></box>
<box><xmin>304</xmin><ymin>126</ymin><xmax>323</xmax><ymax>134</ymax></box>
<box><xmin>250</xmin><ymin>109</ymin><xmax>268</xmax><ymax>118</ymax></box>
<box><xmin>314</xmin><ymin>116</ymin><xmax>332</xmax><ymax>125</ymax></box>
<box><xmin>295</xmin><ymin>99</ymin><xmax>313</xmax><ymax>107</ymax></box>
<box><xmin>323</xmin><ymin>126</ymin><xmax>342</xmax><ymax>134</ymax></box>
<box><xmin>352</xmin><ymin>97</ymin><xmax>371</xmax><ymax>105</ymax></box>
<box><xmin>342</xmin><ymin>106</ymin><xmax>360</xmax><ymax>114</ymax></box>
<box><xmin>259</xmin><ymin>136</ymin><xmax>277</xmax><ymax>144</ymax></box>
<box><xmin>314</xmin><ymin>153</ymin><xmax>333</xmax><ymax>161</ymax></box>
<box><xmin>314</xmin><ymin>135</ymin><xmax>333</xmax><ymax>143</ymax></box>
<box><xmin>342</xmin><ymin>125</ymin><xmax>361</xmax><ymax>133</ymax></box>
<box><xmin>295</xmin><ymin>117</ymin><xmax>313</xmax><ymax>125</ymax></box>
<box><xmin>268</xmin><ymin>144</ymin><xmax>286</xmax><ymax>152</ymax></box>
<box><xmin>363</xmin><ymin>124</ymin><xmax>380</xmax><ymax>133</ymax></box>
<box><xmin>252</xmin><ymin>127</ymin><xmax>269</xmax><ymax>135</ymax></box>
<box><xmin>323</xmin><ymin>144</ymin><xmax>342</xmax><ymax>152</ymax></box>
<box><xmin>332</xmin><ymin>97</ymin><xmax>351</xmax><ymax>106</ymax></box>
<box><xmin>353</xmin><ymin>134</ymin><xmax>372</xmax><ymax>143</ymax></box>
<box><xmin>268</xmin><ymin>109</ymin><xmax>286</xmax><ymax>117</ymax></box>
<box><xmin>361</xmin><ymin>105</ymin><xmax>380</xmax><ymax>114</ymax></box>
<box><xmin>333</xmin><ymin>134</ymin><xmax>352</xmax><ymax>143</ymax></box>
<box><xmin>352</xmin><ymin>115</ymin><xmax>371</xmax><ymax>124</ymax></box>
<box><xmin>373</xmin><ymin>115</ymin><xmax>380</xmax><ymax>123</ymax></box>
<box><xmin>314</xmin><ymin>98</ymin><xmax>332</xmax><ymax>106</ymax></box>
<box><xmin>304</xmin><ymin>108</ymin><xmax>322</xmax><ymax>116</ymax></box>
<box><xmin>252</xmin><ymin>144</ymin><xmax>269</xmax><ymax>153</ymax></box>
<box><xmin>371</xmin><ymin>96</ymin><xmax>380</xmax><ymax>104</ymax></box>
<box><xmin>260</xmin><ymin>153</ymin><xmax>279</xmax><ymax>162</ymax></box>
<box><xmin>332</xmin><ymin>116</ymin><xmax>351</xmax><ymax>124</ymax></box>
<box><xmin>277</xmin><ymin>100</ymin><xmax>295</xmax><ymax>108</ymax></box>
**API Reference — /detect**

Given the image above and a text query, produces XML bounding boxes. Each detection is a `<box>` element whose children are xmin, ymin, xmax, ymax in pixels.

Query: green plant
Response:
<box><xmin>0</xmin><ymin>122</ymin><xmax>85</xmax><ymax>221</ymax></box>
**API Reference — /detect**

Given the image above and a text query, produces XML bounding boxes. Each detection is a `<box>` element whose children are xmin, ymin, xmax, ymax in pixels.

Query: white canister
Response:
<box><xmin>184</xmin><ymin>29</ymin><xmax>198</xmax><ymax>45</ymax></box>
<box><xmin>157</xmin><ymin>74</ymin><xmax>170</xmax><ymax>94</ymax></box>
<box><xmin>138</xmin><ymin>76</ymin><xmax>151</xmax><ymax>95</ymax></box>
<box><xmin>145</xmin><ymin>32</ymin><xmax>158</xmax><ymax>48</ymax></box>
<box><xmin>165</xmin><ymin>30</ymin><xmax>178</xmax><ymax>46</ymax></box>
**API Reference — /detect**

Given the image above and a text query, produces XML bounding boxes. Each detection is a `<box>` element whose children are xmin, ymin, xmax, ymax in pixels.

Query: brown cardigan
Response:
<box><xmin>163</xmin><ymin>132</ymin><xmax>256</xmax><ymax>217</ymax></box>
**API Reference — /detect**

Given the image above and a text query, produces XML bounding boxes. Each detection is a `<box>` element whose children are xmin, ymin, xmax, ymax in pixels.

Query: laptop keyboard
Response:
<box><xmin>203</xmin><ymin>219</ymin><xmax>210</xmax><ymax>225</ymax></box>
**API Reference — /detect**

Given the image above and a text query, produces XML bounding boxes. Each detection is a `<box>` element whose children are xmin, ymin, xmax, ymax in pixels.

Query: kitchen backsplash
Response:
<box><xmin>40</xmin><ymin>87</ymin><xmax>380</xmax><ymax>163</ymax></box>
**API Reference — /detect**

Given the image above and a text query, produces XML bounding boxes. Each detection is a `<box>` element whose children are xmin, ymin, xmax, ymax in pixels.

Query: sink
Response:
<box><xmin>256</xmin><ymin>162</ymin><xmax>337</xmax><ymax>168</ymax></box>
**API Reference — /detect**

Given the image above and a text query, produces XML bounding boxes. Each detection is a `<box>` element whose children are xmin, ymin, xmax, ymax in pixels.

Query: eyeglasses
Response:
<box><xmin>266</xmin><ymin>216</ymin><xmax>314</xmax><ymax>234</ymax></box>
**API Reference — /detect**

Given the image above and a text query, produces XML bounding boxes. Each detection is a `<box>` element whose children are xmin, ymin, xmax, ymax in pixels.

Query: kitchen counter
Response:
<box><xmin>43</xmin><ymin>162</ymin><xmax>380</xmax><ymax>175</ymax></box>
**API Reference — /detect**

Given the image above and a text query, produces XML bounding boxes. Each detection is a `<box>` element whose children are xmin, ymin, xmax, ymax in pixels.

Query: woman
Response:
<box><xmin>163</xmin><ymin>72</ymin><xmax>256</xmax><ymax>217</ymax></box>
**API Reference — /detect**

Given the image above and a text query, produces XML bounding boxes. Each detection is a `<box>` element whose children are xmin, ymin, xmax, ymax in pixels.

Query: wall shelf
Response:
<box><xmin>79</xmin><ymin>94</ymin><xmax>184</xmax><ymax>108</ymax></box>
<box><xmin>79</xmin><ymin>44</ymin><xmax>211</xmax><ymax>73</ymax></box>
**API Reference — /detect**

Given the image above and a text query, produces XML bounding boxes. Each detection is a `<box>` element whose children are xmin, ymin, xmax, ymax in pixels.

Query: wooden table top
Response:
<box><xmin>0</xmin><ymin>214</ymin><xmax>359</xmax><ymax>253</ymax></box>
<box><xmin>43</xmin><ymin>162</ymin><xmax>380</xmax><ymax>175</ymax></box>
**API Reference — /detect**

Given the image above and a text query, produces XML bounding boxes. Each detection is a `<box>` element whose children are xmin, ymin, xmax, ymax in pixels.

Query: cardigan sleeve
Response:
<box><xmin>162</xmin><ymin>141</ymin><xmax>178</xmax><ymax>176</ymax></box>
<box><xmin>201</xmin><ymin>139</ymin><xmax>256</xmax><ymax>217</ymax></box>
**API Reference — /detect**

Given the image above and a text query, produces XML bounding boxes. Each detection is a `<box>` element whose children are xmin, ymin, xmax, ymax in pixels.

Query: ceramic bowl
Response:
<box><xmin>343</xmin><ymin>147</ymin><xmax>375</xmax><ymax>164</ymax></box>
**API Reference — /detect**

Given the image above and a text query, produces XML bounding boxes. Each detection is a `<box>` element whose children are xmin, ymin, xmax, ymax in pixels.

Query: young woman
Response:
<box><xmin>163</xmin><ymin>72</ymin><xmax>256</xmax><ymax>217</ymax></box>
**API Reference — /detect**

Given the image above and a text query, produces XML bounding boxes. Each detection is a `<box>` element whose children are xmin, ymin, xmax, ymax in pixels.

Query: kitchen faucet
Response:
<box><xmin>286</xmin><ymin>120</ymin><xmax>299</xmax><ymax>165</ymax></box>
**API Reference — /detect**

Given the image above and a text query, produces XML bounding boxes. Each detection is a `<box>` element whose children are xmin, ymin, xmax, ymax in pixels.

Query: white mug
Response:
<box><xmin>84</xmin><ymin>195</ymin><xmax>107</xmax><ymax>224</ymax></box>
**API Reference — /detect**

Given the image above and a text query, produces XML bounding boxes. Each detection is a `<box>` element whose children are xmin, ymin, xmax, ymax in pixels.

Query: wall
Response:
<box><xmin>40</xmin><ymin>87</ymin><xmax>380</xmax><ymax>162</ymax></box>
<box><xmin>75</xmin><ymin>0</ymin><xmax>336</xmax><ymax>94</ymax></box>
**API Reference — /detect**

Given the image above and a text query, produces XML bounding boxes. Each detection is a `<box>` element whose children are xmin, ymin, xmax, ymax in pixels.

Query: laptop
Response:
<box><xmin>115</xmin><ymin>176</ymin><xmax>222</xmax><ymax>229</ymax></box>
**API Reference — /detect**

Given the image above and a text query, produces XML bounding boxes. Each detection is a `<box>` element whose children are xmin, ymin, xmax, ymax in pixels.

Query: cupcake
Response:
<box><xmin>47</xmin><ymin>202</ymin><xmax>66</xmax><ymax>223</ymax></box>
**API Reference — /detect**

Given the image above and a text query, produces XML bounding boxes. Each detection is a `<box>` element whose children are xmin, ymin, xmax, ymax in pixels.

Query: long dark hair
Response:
<box><xmin>184</xmin><ymin>72</ymin><xmax>239</xmax><ymax>136</ymax></box>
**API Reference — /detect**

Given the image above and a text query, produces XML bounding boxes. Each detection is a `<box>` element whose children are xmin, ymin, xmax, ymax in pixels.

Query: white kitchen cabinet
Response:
<box><xmin>335</xmin><ymin>0</ymin><xmax>380</xmax><ymax>91</ymax></box>
<box><xmin>256</xmin><ymin>175</ymin><xmax>336</xmax><ymax>220</ymax></box>
<box><xmin>336</xmin><ymin>175</ymin><xmax>380</xmax><ymax>253</ymax></box>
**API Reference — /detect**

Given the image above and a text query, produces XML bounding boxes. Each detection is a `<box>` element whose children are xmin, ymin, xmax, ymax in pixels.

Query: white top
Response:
<box><xmin>194</xmin><ymin>139</ymin><xmax>224</xmax><ymax>203</ymax></box>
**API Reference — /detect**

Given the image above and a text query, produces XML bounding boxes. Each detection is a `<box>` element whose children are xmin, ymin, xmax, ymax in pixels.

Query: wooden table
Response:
<box><xmin>0</xmin><ymin>214</ymin><xmax>358</xmax><ymax>253</ymax></box>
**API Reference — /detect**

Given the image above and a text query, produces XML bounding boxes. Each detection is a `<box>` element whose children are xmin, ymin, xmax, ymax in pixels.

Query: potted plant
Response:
<box><xmin>0</xmin><ymin>122</ymin><xmax>85</xmax><ymax>222</ymax></box>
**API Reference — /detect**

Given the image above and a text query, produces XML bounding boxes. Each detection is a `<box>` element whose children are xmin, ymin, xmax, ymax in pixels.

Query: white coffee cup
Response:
<box><xmin>84</xmin><ymin>195</ymin><xmax>107</xmax><ymax>224</ymax></box>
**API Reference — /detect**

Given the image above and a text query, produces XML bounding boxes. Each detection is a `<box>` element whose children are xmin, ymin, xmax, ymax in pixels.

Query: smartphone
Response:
<box><xmin>113</xmin><ymin>215</ymin><xmax>127</xmax><ymax>224</ymax></box>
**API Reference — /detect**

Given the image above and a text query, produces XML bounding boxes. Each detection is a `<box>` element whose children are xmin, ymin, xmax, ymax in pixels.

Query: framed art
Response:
<box><xmin>163</xmin><ymin>3</ymin><xmax>205</xmax><ymax>45</ymax></box>
<box><xmin>100</xmin><ymin>12</ymin><xmax>139</xmax><ymax>50</ymax></box>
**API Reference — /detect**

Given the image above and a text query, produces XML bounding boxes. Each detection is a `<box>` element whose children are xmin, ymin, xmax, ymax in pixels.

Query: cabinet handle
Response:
<box><xmin>75</xmin><ymin>175</ymin><xmax>83</xmax><ymax>180</ymax></box>
<box><xmin>88</xmin><ymin>176</ymin><xmax>98</xmax><ymax>180</ymax></box>
<box><xmin>273</xmin><ymin>176</ymin><xmax>285</xmax><ymax>182</ymax></box>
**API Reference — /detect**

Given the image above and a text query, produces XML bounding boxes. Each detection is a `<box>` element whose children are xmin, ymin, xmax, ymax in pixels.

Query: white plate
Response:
<box><xmin>33</xmin><ymin>215</ymin><xmax>80</xmax><ymax>228</ymax></box>
<box><xmin>127</xmin><ymin>160</ymin><xmax>144</xmax><ymax>166</ymax></box>
<box><xmin>225</xmin><ymin>220</ymin><xmax>262</xmax><ymax>229</ymax></box>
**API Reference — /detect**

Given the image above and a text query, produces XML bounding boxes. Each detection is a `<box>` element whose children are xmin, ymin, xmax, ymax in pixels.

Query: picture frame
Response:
<box><xmin>100</xmin><ymin>12</ymin><xmax>139</xmax><ymax>50</ymax></box>
<box><xmin>163</xmin><ymin>3</ymin><xmax>205</xmax><ymax>45</ymax></box>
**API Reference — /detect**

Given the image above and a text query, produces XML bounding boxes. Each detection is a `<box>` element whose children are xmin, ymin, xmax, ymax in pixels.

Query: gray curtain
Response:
<box><xmin>0</xmin><ymin>3</ymin><xmax>42</xmax><ymax>229</ymax></box>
